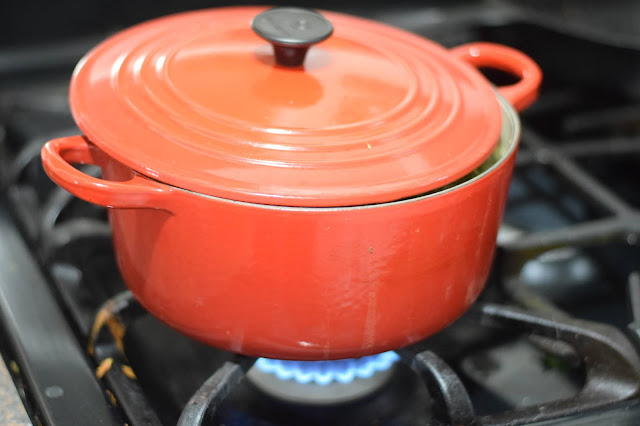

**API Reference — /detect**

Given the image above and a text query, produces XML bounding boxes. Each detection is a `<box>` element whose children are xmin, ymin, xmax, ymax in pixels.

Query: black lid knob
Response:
<box><xmin>251</xmin><ymin>7</ymin><xmax>333</xmax><ymax>67</ymax></box>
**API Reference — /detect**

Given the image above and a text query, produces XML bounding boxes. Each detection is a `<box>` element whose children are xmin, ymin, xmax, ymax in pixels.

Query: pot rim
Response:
<box><xmin>160</xmin><ymin>92</ymin><xmax>520</xmax><ymax>212</ymax></box>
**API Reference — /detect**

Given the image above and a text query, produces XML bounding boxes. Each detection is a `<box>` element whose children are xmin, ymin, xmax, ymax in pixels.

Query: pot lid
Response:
<box><xmin>70</xmin><ymin>6</ymin><xmax>502</xmax><ymax>207</ymax></box>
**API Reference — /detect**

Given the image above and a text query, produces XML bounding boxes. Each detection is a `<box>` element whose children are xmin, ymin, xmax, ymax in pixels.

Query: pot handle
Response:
<box><xmin>41</xmin><ymin>135</ymin><xmax>174</xmax><ymax>211</ymax></box>
<box><xmin>450</xmin><ymin>42</ymin><xmax>542</xmax><ymax>111</ymax></box>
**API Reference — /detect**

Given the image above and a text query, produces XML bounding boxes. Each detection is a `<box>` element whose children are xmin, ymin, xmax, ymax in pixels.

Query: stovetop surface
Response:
<box><xmin>1</xmin><ymin>1</ymin><xmax>640</xmax><ymax>425</ymax></box>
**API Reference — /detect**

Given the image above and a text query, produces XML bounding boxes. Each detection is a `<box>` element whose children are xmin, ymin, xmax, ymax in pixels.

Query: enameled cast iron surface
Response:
<box><xmin>42</xmin><ymin>96</ymin><xmax>522</xmax><ymax>360</ymax></box>
<box><xmin>66</xmin><ymin>6</ymin><xmax>540</xmax><ymax>207</ymax></box>
<box><xmin>40</xmin><ymin>7</ymin><xmax>541</xmax><ymax>359</ymax></box>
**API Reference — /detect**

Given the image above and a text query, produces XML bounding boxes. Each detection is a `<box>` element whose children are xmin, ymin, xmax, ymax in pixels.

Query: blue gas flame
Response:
<box><xmin>255</xmin><ymin>351</ymin><xmax>399</xmax><ymax>385</ymax></box>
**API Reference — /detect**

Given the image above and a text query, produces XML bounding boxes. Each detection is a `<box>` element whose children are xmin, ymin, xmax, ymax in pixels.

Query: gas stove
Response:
<box><xmin>1</xmin><ymin>1</ymin><xmax>640</xmax><ymax>425</ymax></box>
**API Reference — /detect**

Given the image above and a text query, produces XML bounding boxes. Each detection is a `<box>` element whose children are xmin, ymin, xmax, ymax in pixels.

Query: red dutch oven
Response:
<box><xmin>41</xmin><ymin>7</ymin><xmax>541</xmax><ymax>360</ymax></box>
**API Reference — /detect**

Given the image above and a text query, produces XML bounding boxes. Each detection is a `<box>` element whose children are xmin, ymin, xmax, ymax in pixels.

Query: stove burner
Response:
<box><xmin>254</xmin><ymin>351</ymin><xmax>399</xmax><ymax>385</ymax></box>
<box><xmin>246</xmin><ymin>352</ymin><xmax>399</xmax><ymax>404</ymax></box>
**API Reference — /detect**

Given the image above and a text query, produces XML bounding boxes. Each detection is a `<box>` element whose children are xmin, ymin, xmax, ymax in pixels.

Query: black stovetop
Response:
<box><xmin>1</xmin><ymin>1</ymin><xmax>640</xmax><ymax>425</ymax></box>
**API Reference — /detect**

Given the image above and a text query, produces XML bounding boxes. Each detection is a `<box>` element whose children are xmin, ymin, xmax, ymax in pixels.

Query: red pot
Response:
<box><xmin>41</xmin><ymin>7</ymin><xmax>541</xmax><ymax>360</ymax></box>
